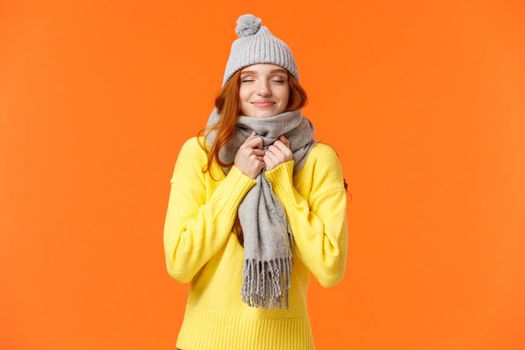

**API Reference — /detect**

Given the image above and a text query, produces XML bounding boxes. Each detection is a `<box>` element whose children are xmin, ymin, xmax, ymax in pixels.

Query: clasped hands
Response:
<box><xmin>261</xmin><ymin>134</ymin><xmax>292</xmax><ymax>172</ymax></box>
<box><xmin>234</xmin><ymin>131</ymin><xmax>293</xmax><ymax>179</ymax></box>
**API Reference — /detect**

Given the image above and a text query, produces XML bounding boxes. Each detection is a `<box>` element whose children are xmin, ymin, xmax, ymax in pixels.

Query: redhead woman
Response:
<box><xmin>163</xmin><ymin>13</ymin><xmax>349</xmax><ymax>350</ymax></box>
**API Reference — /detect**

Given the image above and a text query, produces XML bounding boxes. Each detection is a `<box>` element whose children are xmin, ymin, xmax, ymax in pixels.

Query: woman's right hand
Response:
<box><xmin>234</xmin><ymin>131</ymin><xmax>265</xmax><ymax>179</ymax></box>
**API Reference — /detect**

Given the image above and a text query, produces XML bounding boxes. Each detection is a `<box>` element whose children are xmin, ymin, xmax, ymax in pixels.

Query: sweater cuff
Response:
<box><xmin>263</xmin><ymin>160</ymin><xmax>297</xmax><ymax>207</ymax></box>
<box><xmin>230</xmin><ymin>164</ymin><xmax>258</xmax><ymax>187</ymax></box>
<box><xmin>210</xmin><ymin>165</ymin><xmax>257</xmax><ymax>219</ymax></box>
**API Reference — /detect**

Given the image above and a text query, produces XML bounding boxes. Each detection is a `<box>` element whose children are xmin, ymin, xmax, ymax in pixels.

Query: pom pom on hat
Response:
<box><xmin>222</xmin><ymin>13</ymin><xmax>299</xmax><ymax>86</ymax></box>
<box><xmin>235</xmin><ymin>14</ymin><xmax>262</xmax><ymax>37</ymax></box>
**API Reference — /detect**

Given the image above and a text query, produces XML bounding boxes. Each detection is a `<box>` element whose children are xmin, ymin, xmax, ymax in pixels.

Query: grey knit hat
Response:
<box><xmin>221</xmin><ymin>14</ymin><xmax>299</xmax><ymax>87</ymax></box>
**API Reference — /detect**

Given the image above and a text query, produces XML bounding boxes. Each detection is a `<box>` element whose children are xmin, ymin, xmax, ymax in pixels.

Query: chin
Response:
<box><xmin>241</xmin><ymin>103</ymin><xmax>286</xmax><ymax>117</ymax></box>
<box><xmin>249</xmin><ymin>107</ymin><xmax>286</xmax><ymax>117</ymax></box>
<box><xmin>254</xmin><ymin>111</ymin><xmax>277</xmax><ymax>118</ymax></box>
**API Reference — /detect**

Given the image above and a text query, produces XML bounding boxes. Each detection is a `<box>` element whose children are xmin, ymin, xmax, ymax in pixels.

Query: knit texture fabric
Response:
<box><xmin>164</xmin><ymin>135</ymin><xmax>348</xmax><ymax>349</ymax></box>
<box><xmin>204</xmin><ymin>106</ymin><xmax>318</xmax><ymax>309</ymax></box>
<box><xmin>222</xmin><ymin>14</ymin><xmax>299</xmax><ymax>87</ymax></box>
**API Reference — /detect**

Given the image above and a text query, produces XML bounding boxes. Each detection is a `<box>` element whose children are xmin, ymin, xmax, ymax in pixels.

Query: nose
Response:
<box><xmin>256</xmin><ymin>80</ymin><xmax>271</xmax><ymax>96</ymax></box>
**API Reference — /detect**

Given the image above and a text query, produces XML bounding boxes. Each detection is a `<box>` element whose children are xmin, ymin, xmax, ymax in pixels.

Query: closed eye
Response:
<box><xmin>241</xmin><ymin>80</ymin><xmax>285</xmax><ymax>83</ymax></box>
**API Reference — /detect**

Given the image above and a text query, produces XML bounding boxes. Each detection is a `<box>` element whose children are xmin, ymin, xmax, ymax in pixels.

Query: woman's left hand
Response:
<box><xmin>264</xmin><ymin>135</ymin><xmax>292</xmax><ymax>172</ymax></box>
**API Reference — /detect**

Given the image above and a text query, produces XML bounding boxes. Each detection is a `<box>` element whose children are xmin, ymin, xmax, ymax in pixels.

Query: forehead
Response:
<box><xmin>240</xmin><ymin>64</ymin><xmax>287</xmax><ymax>75</ymax></box>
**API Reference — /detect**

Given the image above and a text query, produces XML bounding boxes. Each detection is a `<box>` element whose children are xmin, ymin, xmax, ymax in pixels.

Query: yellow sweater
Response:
<box><xmin>163</xmin><ymin>136</ymin><xmax>348</xmax><ymax>350</ymax></box>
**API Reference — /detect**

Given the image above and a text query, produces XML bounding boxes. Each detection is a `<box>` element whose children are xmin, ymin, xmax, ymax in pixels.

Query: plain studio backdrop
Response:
<box><xmin>1</xmin><ymin>1</ymin><xmax>524</xmax><ymax>349</ymax></box>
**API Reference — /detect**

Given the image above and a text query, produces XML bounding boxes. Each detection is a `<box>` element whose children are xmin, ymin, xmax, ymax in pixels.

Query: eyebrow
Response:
<box><xmin>240</xmin><ymin>69</ymin><xmax>288</xmax><ymax>76</ymax></box>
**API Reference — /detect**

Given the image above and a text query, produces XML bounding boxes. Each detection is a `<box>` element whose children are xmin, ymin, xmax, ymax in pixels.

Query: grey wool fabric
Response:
<box><xmin>221</xmin><ymin>13</ymin><xmax>299</xmax><ymax>87</ymax></box>
<box><xmin>204</xmin><ymin>106</ymin><xmax>318</xmax><ymax>309</ymax></box>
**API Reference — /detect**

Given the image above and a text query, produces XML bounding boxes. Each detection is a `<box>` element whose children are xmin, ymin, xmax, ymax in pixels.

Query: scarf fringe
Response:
<box><xmin>241</xmin><ymin>256</ymin><xmax>293</xmax><ymax>309</ymax></box>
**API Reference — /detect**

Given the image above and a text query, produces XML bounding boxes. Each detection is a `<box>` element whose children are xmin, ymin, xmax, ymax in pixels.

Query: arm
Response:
<box><xmin>264</xmin><ymin>147</ymin><xmax>348</xmax><ymax>288</ymax></box>
<box><xmin>163</xmin><ymin>137</ymin><xmax>257</xmax><ymax>283</ymax></box>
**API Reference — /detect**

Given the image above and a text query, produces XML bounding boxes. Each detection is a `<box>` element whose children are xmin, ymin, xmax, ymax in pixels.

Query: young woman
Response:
<box><xmin>164</xmin><ymin>14</ymin><xmax>349</xmax><ymax>350</ymax></box>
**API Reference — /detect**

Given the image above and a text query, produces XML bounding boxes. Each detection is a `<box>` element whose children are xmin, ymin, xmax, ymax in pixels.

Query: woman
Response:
<box><xmin>164</xmin><ymin>13</ymin><xmax>349</xmax><ymax>350</ymax></box>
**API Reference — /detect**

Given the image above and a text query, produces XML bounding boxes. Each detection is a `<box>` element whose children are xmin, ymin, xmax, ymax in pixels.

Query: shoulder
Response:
<box><xmin>179</xmin><ymin>135</ymin><xmax>208</xmax><ymax>152</ymax></box>
<box><xmin>172</xmin><ymin>136</ymin><xmax>209</xmax><ymax>175</ymax></box>
<box><xmin>303</xmin><ymin>141</ymin><xmax>345</xmax><ymax>192</ymax></box>
<box><xmin>170</xmin><ymin>136</ymin><xmax>211</xmax><ymax>186</ymax></box>
<box><xmin>177</xmin><ymin>136</ymin><xmax>209</xmax><ymax>161</ymax></box>
<box><xmin>309</xmin><ymin>142</ymin><xmax>340</xmax><ymax>160</ymax></box>
<box><xmin>307</xmin><ymin>142</ymin><xmax>343</xmax><ymax>172</ymax></box>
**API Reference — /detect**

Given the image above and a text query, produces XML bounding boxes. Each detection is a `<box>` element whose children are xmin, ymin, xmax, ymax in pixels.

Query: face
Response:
<box><xmin>239</xmin><ymin>63</ymin><xmax>290</xmax><ymax>118</ymax></box>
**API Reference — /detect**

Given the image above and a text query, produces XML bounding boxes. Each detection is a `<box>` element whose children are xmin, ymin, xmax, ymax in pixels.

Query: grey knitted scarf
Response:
<box><xmin>203</xmin><ymin>106</ymin><xmax>318</xmax><ymax>309</ymax></box>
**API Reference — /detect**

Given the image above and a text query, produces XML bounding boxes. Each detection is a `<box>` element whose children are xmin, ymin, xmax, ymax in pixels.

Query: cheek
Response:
<box><xmin>277</xmin><ymin>88</ymin><xmax>290</xmax><ymax>102</ymax></box>
<box><xmin>239</xmin><ymin>87</ymin><xmax>252</xmax><ymax>101</ymax></box>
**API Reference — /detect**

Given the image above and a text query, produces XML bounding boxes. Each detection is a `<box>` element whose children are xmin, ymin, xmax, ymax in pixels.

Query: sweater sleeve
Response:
<box><xmin>263</xmin><ymin>146</ymin><xmax>348</xmax><ymax>288</ymax></box>
<box><xmin>163</xmin><ymin>137</ymin><xmax>257</xmax><ymax>283</ymax></box>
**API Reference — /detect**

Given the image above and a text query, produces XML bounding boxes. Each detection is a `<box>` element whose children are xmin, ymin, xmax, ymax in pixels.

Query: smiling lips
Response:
<box><xmin>252</xmin><ymin>100</ymin><xmax>275</xmax><ymax>108</ymax></box>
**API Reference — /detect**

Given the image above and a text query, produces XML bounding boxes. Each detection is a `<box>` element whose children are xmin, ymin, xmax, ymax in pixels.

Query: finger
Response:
<box><xmin>244</xmin><ymin>134</ymin><xmax>263</xmax><ymax>148</ymax></box>
<box><xmin>252</xmin><ymin>149</ymin><xmax>265</xmax><ymax>156</ymax></box>
<box><xmin>272</xmin><ymin>141</ymin><xmax>288</xmax><ymax>152</ymax></box>
<box><xmin>265</xmin><ymin>152</ymin><xmax>278</xmax><ymax>164</ymax></box>
<box><xmin>268</xmin><ymin>145</ymin><xmax>280</xmax><ymax>156</ymax></box>
<box><xmin>270</xmin><ymin>143</ymin><xmax>291</xmax><ymax>161</ymax></box>
<box><xmin>244</xmin><ymin>131</ymin><xmax>256</xmax><ymax>142</ymax></box>
<box><xmin>263</xmin><ymin>154</ymin><xmax>270</xmax><ymax>165</ymax></box>
<box><xmin>280</xmin><ymin>134</ymin><xmax>289</xmax><ymax>144</ymax></box>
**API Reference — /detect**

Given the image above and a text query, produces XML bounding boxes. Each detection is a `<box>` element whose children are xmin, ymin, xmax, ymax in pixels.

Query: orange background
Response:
<box><xmin>1</xmin><ymin>1</ymin><xmax>524</xmax><ymax>349</ymax></box>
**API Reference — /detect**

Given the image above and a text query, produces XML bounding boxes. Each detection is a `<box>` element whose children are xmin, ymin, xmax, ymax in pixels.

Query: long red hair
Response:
<box><xmin>195</xmin><ymin>69</ymin><xmax>349</xmax><ymax>246</ymax></box>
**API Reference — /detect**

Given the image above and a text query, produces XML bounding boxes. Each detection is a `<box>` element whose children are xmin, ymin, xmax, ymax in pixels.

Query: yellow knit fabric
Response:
<box><xmin>163</xmin><ymin>136</ymin><xmax>348</xmax><ymax>350</ymax></box>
